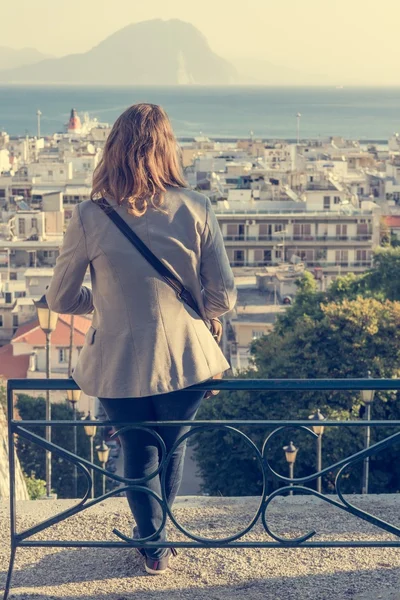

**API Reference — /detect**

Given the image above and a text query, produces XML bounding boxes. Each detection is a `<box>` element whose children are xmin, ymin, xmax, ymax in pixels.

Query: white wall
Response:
<box><xmin>0</xmin><ymin>149</ymin><xmax>10</xmax><ymax>173</ymax></box>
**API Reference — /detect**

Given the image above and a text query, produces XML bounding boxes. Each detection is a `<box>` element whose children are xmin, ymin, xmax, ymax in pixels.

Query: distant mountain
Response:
<box><xmin>0</xmin><ymin>20</ymin><xmax>237</xmax><ymax>85</ymax></box>
<box><xmin>232</xmin><ymin>57</ymin><xmax>326</xmax><ymax>86</ymax></box>
<box><xmin>0</xmin><ymin>46</ymin><xmax>52</xmax><ymax>70</ymax></box>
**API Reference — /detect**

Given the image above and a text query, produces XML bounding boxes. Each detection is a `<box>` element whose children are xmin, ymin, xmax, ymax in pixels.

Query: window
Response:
<box><xmin>0</xmin><ymin>316</ymin><xmax>3</xmax><ymax>327</ymax></box>
<box><xmin>336</xmin><ymin>224</ymin><xmax>348</xmax><ymax>239</ymax></box>
<box><xmin>58</xmin><ymin>348</ymin><xmax>69</xmax><ymax>363</ymax></box>
<box><xmin>14</xmin><ymin>291</ymin><xmax>26</xmax><ymax>298</ymax></box>
<box><xmin>226</xmin><ymin>224</ymin><xmax>245</xmax><ymax>240</ymax></box>
<box><xmin>357</xmin><ymin>222</ymin><xmax>370</xmax><ymax>237</ymax></box>
<box><xmin>233</xmin><ymin>250</ymin><xmax>245</xmax><ymax>266</ymax></box>
<box><xmin>252</xmin><ymin>330</ymin><xmax>264</xmax><ymax>339</ymax></box>
<box><xmin>12</xmin><ymin>315</ymin><xmax>18</xmax><ymax>327</ymax></box>
<box><xmin>334</xmin><ymin>196</ymin><xmax>341</xmax><ymax>204</ymax></box>
<box><xmin>298</xmin><ymin>250</ymin><xmax>314</xmax><ymax>263</ymax></box>
<box><xmin>323</xmin><ymin>196</ymin><xmax>331</xmax><ymax>210</ymax></box>
<box><xmin>356</xmin><ymin>250</ymin><xmax>372</xmax><ymax>265</ymax></box>
<box><xmin>293</xmin><ymin>223</ymin><xmax>312</xmax><ymax>239</ymax></box>
<box><xmin>254</xmin><ymin>249</ymin><xmax>272</xmax><ymax>265</ymax></box>
<box><xmin>10</xmin><ymin>272</ymin><xmax>17</xmax><ymax>281</ymax></box>
<box><xmin>43</xmin><ymin>251</ymin><xmax>54</xmax><ymax>258</ymax></box>
<box><xmin>335</xmin><ymin>250</ymin><xmax>348</xmax><ymax>265</ymax></box>
<box><xmin>274</xmin><ymin>224</ymin><xmax>284</xmax><ymax>232</ymax></box>
<box><xmin>259</xmin><ymin>224</ymin><xmax>272</xmax><ymax>239</ymax></box>
<box><xmin>31</xmin><ymin>218</ymin><xmax>38</xmax><ymax>228</ymax></box>
<box><xmin>18</xmin><ymin>219</ymin><xmax>25</xmax><ymax>235</ymax></box>
<box><xmin>5</xmin><ymin>292</ymin><xmax>12</xmax><ymax>304</ymax></box>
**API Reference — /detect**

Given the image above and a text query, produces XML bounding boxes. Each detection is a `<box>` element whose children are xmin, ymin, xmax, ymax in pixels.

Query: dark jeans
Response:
<box><xmin>99</xmin><ymin>388</ymin><xmax>204</xmax><ymax>560</ymax></box>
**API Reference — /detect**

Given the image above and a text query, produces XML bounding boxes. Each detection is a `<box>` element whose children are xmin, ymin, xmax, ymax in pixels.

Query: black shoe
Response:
<box><xmin>145</xmin><ymin>548</ymin><xmax>178</xmax><ymax>575</ymax></box>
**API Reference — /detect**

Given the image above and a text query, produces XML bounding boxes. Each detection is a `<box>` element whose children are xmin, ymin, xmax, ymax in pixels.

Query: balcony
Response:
<box><xmin>223</xmin><ymin>235</ymin><xmax>374</xmax><ymax>248</ymax></box>
<box><xmin>3</xmin><ymin>377</ymin><xmax>400</xmax><ymax>600</ymax></box>
<box><xmin>228</xmin><ymin>261</ymin><xmax>373</xmax><ymax>270</ymax></box>
<box><xmin>306</xmin><ymin>261</ymin><xmax>373</xmax><ymax>270</ymax></box>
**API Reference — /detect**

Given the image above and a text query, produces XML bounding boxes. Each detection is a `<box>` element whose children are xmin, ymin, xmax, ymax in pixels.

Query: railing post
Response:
<box><xmin>316</xmin><ymin>434</ymin><xmax>322</xmax><ymax>494</ymax></box>
<box><xmin>45</xmin><ymin>331</ymin><xmax>52</xmax><ymax>498</ymax></box>
<box><xmin>4</xmin><ymin>382</ymin><xmax>17</xmax><ymax>600</ymax></box>
<box><xmin>362</xmin><ymin>403</ymin><xmax>371</xmax><ymax>494</ymax></box>
<box><xmin>289</xmin><ymin>463</ymin><xmax>294</xmax><ymax>496</ymax></box>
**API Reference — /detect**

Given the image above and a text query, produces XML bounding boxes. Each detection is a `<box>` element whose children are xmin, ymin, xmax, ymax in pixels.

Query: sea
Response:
<box><xmin>0</xmin><ymin>85</ymin><xmax>400</xmax><ymax>141</ymax></box>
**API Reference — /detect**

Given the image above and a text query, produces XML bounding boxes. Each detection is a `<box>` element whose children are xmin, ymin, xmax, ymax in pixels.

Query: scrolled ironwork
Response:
<box><xmin>161</xmin><ymin>424</ymin><xmax>267</xmax><ymax>544</ymax></box>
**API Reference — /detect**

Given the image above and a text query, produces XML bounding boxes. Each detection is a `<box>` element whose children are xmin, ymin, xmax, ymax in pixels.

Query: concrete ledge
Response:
<box><xmin>1</xmin><ymin>495</ymin><xmax>400</xmax><ymax>599</ymax></box>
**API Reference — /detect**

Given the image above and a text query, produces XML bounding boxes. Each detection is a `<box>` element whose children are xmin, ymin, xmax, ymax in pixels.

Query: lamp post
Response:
<box><xmin>361</xmin><ymin>373</ymin><xmax>375</xmax><ymax>494</ymax></box>
<box><xmin>83</xmin><ymin>412</ymin><xmax>97</xmax><ymax>498</ymax></box>
<box><xmin>96</xmin><ymin>441</ymin><xmax>110</xmax><ymax>496</ymax></box>
<box><xmin>308</xmin><ymin>409</ymin><xmax>325</xmax><ymax>493</ymax></box>
<box><xmin>296</xmin><ymin>112</ymin><xmax>302</xmax><ymax>144</ymax></box>
<box><xmin>33</xmin><ymin>295</ymin><xmax>59</xmax><ymax>498</ymax></box>
<box><xmin>283</xmin><ymin>441</ymin><xmax>298</xmax><ymax>496</ymax></box>
<box><xmin>36</xmin><ymin>109</ymin><xmax>42</xmax><ymax>139</ymax></box>
<box><xmin>67</xmin><ymin>388</ymin><xmax>81</xmax><ymax>498</ymax></box>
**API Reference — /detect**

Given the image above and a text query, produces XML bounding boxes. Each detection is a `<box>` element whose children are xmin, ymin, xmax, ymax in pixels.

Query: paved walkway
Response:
<box><xmin>1</xmin><ymin>495</ymin><xmax>400</xmax><ymax>599</ymax></box>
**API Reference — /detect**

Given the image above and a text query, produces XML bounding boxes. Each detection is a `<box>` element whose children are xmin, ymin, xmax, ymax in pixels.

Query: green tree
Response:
<box><xmin>0</xmin><ymin>378</ymin><xmax>6</xmax><ymax>413</ymax></box>
<box><xmin>15</xmin><ymin>395</ymin><xmax>100</xmax><ymax>499</ymax></box>
<box><xmin>23</xmin><ymin>472</ymin><xmax>46</xmax><ymax>500</ymax></box>
<box><xmin>193</xmin><ymin>297</ymin><xmax>400</xmax><ymax>495</ymax></box>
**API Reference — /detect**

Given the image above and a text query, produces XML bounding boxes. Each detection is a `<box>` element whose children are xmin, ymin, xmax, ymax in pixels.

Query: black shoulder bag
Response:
<box><xmin>97</xmin><ymin>198</ymin><xmax>223</xmax><ymax>398</ymax></box>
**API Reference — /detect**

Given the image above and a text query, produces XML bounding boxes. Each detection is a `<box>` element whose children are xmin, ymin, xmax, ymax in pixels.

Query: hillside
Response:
<box><xmin>0</xmin><ymin>20</ymin><xmax>237</xmax><ymax>85</ymax></box>
<box><xmin>0</xmin><ymin>46</ymin><xmax>51</xmax><ymax>70</ymax></box>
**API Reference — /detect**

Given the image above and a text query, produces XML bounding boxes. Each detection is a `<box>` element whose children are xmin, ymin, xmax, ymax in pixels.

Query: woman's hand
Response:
<box><xmin>210</xmin><ymin>318</ymin><xmax>223</xmax><ymax>344</ymax></box>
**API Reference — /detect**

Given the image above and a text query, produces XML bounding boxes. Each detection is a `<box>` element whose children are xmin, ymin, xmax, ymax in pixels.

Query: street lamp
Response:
<box><xmin>83</xmin><ymin>412</ymin><xmax>97</xmax><ymax>498</ymax></box>
<box><xmin>361</xmin><ymin>373</ymin><xmax>375</xmax><ymax>494</ymax></box>
<box><xmin>308</xmin><ymin>409</ymin><xmax>325</xmax><ymax>493</ymax></box>
<box><xmin>96</xmin><ymin>441</ymin><xmax>110</xmax><ymax>496</ymax></box>
<box><xmin>33</xmin><ymin>295</ymin><xmax>59</xmax><ymax>498</ymax></box>
<box><xmin>67</xmin><ymin>388</ymin><xmax>81</xmax><ymax>499</ymax></box>
<box><xmin>283</xmin><ymin>441</ymin><xmax>298</xmax><ymax>496</ymax></box>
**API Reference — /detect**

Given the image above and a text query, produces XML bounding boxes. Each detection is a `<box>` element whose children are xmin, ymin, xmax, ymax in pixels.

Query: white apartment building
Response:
<box><xmin>27</xmin><ymin>161</ymin><xmax>74</xmax><ymax>183</ymax></box>
<box><xmin>385</xmin><ymin>158</ymin><xmax>400</xmax><ymax>201</ymax></box>
<box><xmin>215</xmin><ymin>194</ymin><xmax>379</xmax><ymax>280</ymax></box>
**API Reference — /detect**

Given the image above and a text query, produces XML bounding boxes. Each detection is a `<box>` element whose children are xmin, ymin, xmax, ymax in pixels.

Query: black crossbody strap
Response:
<box><xmin>97</xmin><ymin>198</ymin><xmax>202</xmax><ymax>319</ymax></box>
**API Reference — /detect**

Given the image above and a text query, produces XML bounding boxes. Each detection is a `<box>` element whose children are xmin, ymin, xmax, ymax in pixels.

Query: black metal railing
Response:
<box><xmin>3</xmin><ymin>377</ymin><xmax>400</xmax><ymax>599</ymax></box>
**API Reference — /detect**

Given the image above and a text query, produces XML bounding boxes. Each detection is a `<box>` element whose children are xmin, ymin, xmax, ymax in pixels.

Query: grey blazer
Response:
<box><xmin>46</xmin><ymin>187</ymin><xmax>237</xmax><ymax>398</ymax></box>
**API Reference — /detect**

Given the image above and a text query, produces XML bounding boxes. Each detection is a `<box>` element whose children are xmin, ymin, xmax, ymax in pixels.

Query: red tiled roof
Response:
<box><xmin>12</xmin><ymin>319</ymin><xmax>40</xmax><ymax>341</ymax></box>
<box><xmin>0</xmin><ymin>344</ymin><xmax>30</xmax><ymax>379</ymax></box>
<box><xmin>12</xmin><ymin>314</ymin><xmax>92</xmax><ymax>347</ymax></box>
<box><xmin>384</xmin><ymin>216</ymin><xmax>400</xmax><ymax>228</ymax></box>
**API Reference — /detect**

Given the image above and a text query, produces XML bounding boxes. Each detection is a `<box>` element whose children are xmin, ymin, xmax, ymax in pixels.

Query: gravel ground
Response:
<box><xmin>1</xmin><ymin>495</ymin><xmax>400</xmax><ymax>600</ymax></box>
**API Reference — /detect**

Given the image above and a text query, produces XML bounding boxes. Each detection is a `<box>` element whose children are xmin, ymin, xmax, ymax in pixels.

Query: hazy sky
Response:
<box><xmin>2</xmin><ymin>0</ymin><xmax>400</xmax><ymax>84</ymax></box>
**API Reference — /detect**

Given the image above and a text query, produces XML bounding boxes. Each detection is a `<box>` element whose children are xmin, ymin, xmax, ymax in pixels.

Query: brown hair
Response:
<box><xmin>91</xmin><ymin>103</ymin><xmax>187</xmax><ymax>216</ymax></box>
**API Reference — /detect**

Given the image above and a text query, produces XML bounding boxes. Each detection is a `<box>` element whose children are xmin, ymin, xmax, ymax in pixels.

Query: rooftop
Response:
<box><xmin>12</xmin><ymin>314</ymin><xmax>92</xmax><ymax>347</ymax></box>
<box><xmin>24</xmin><ymin>268</ymin><xmax>54</xmax><ymax>277</ymax></box>
<box><xmin>1</xmin><ymin>495</ymin><xmax>399</xmax><ymax>600</ymax></box>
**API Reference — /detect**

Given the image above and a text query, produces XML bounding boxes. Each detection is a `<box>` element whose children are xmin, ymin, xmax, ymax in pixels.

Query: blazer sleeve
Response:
<box><xmin>200</xmin><ymin>197</ymin><xmax>237</xmax><ymax>319</ymax></box>
<box><xmin>46</xmin><ymin>204</ymin><xmax>94</xmax><ymax>315</ymax></box>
